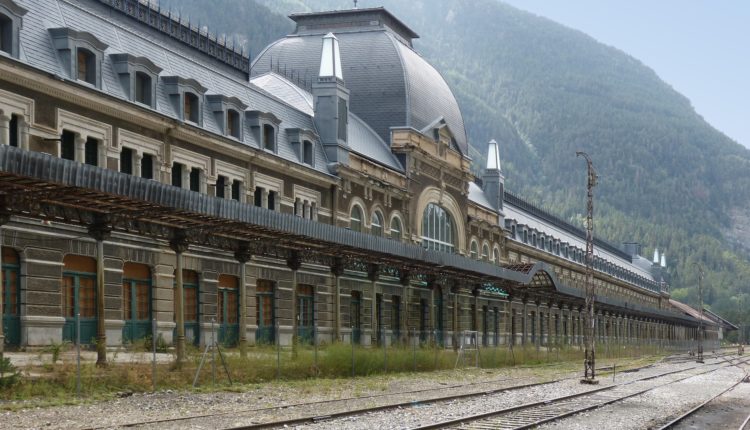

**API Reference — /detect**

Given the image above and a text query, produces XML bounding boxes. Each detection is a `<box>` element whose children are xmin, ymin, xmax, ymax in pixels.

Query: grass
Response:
<box><xmin>0</xmin><ymin>340</ymin><xmax>674</xmax><ymax>409</ymax></box>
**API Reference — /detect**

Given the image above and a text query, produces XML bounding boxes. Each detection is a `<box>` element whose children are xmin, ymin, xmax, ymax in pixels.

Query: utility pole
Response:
<box><xmin>577</xmin><ymin>151</ymin><xmax>598</xmax><ymax>384</ymax></box>
<box><xmin>693</xmin><ymin>262</ymin><xmax>704</xmax><ymax>363</ymax></box>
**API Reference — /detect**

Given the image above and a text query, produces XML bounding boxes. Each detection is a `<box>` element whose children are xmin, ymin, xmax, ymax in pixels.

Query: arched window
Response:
<box><xmin>482</xmin><ymin>244</ymin><xmax>489</xmax><ymax>261</ymax></box>
<box><xmin>390</xmin><ymin>216</ymin><xmax>402</xmax><ymax>241</ymax></box>
<box><xmin>421</xmin><ymin>203</ymin><xmax>454</xmax><ymax>253</ymax></box>
<box><xmin>350</xmin><ymin>205</ymin><xmax>363</xmax><ymax>232</ymax></box>
<box><xmin>470</xmin><ymin>241</ymin><xmax>479</xmax><ymax>259</ymax></box>
<box><xmin>371</xmin><ymin>211</ymin><xmax>383</xmax><ymax>236</ymax></box>
<box><xmin>493</xmin><ymin>248</ymin><xmax>500</xmax><ymax>264</ymax></box>
<box><xmin>184</xmin><ymin>92</ymin><xmax>200</xmax><ymax>123</ymax></box>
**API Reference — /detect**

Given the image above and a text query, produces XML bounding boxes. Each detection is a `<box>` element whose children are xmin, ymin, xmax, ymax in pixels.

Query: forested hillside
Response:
<box><xmin>158</xmin><ymin>0</ymin><xmax>750</xmax><ymax>329</ymax></box>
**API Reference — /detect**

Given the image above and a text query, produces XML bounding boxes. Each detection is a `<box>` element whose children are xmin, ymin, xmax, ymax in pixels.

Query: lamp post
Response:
<box><xmin>693</xmin><ymin>262</ymin><xmax>704</xmax><ymax>363</ymax></box>
<box><xmin>577</xmin><ymin>151</ymin><xmax>598</xmax><ymax>384</ymax></box>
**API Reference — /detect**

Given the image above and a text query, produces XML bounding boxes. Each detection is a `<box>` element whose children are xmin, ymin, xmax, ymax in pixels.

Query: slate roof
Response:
<box><xmin>252</xmin><ymin>17</ymin><xmax>469</xmax><ymax>155</ymax></box>
<box><xmin>468</xmin><ymin>182</ymin><xmax>495</xmax><ymax>211</ymax></box>
<box><xmin>16</xmin><ymin>0</ymin><xmax>333</xmax><ymax>176</ymax></box>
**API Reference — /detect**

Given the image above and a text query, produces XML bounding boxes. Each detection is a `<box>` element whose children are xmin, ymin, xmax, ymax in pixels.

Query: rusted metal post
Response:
<box><xmin>89</xmin><ymin>215</ymin><xmax>111</xmax><ymax>367</ymax></box>
<box><xmin>170</xmin><ymin>231</ymin><xmax>189</xmax><ymax>364</ymax></box>
<box><xmin>235</xmin><ymin>245</ymin><xmax>251</xmax><ymax>359</ymax></box>
<box><xmin>693</xmin><ymin>262</ymin><xmax>704</xmax><ymax>363</ymax></box>
<box><xmin>577</xmin><ymin>151</ymin><xmax>598</xmax><ymax>384</ymax></box>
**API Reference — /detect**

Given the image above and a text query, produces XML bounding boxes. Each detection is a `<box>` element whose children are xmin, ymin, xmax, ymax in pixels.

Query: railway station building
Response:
<box><xmin>0</xmin><ymin>0</ymin><xmax>725</xmax><ymax>355</ymax></box>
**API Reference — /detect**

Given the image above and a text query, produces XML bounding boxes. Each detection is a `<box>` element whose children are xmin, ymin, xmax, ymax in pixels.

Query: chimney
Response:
<box><xmin>313</xmin><ymin>32</ymin><xmax>350</xmax><ymax>165</ymax></box>
<box><xmin>622</xmin><ymin>242</ymin><xmax>641</xmax><ymax>257</ymax></box>
<box><xmin>482</xmin><ymin>139</ymin><xmax>505</xmax><ymax>224</ymax></box>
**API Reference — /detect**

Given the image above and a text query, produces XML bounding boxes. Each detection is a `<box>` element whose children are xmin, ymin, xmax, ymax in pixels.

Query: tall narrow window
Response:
<box><xmin>493</xmin><ymin>248</ymin><xmax>500</xmax><ymax>264</ymax></box>
<box><xmin>171</xmin><ymin>162</ymin><xmax>183</xmax><ymax>187</ymax></box>
<box><xmin>141</xmin><ymin>153</ymin><xmax>154</xmax><ymax>179</ymax></box>
<box><xmin>391</xmin><ymin>295</ymin><xmax>401</xmax><ymax>341</ymax></box>
<box><xmin>302</xmin><ymin>140</ymin><xmax>313</xmax><ymax>165</ymax></box>
<box><xmin>254</xmin><ymin>187</ymin><xmax>263</xmax><ymax>207</ymax></box>
<box><xmin>482</xmin><ymin>244</ymin><xmax>489</xmax><ymax>261</ymax></box>
<box><xmin>77</xmin><ymin>48</ymin><xmax>96</xmax><ymax>85</ymax></box>
<box><xmin>184</xmin><ymin>92</ymin><xmax>199</xmax><ymax>123</ymax></box>
<box><xmin>120</xmin><ymin>147</ymin><xmax>133</xmax><ymax>175</ymax></box>
<box><xmin>390</xmin><ymin>217</ymin><xmax>402</xmax><ymax>241</ymax></box>
<box><xmin>61</xmin><ymin>130</ymin><xmax>75</xmax><ymax>161</ymax></box>
<box><xmin>263</xmin><ymin>124</ymin><xmax>275</xmax><ymax>151</ymax></box>
<box><xmin>267</xmin><ymin>191</ymin><xmax>276</xmax><ymax>211</ymax></box>
<box><xmin>256</xmin><ymin>280</ymin><xmax>275</xmax><ymax>344</ymax></box>
<box><xmin>337</xmin><ymin>97</ymin><xmax>348</xmax><ymax>141</ymax></box>
<box><xmin>227</xmin><ymin>109</ymin><xmax>240</xmax><ymax>138</ymax></box>
<box><xmin>350</xmin><ymin>205</ymin><xmax>363</xmax><ymax>232</ymax></box>
<box><xmin>134</xmin><ymin>71</ymin><xmax>152</xmax><ymax>106</ymax></box>
<box><xmin>8</xmin><ymin>114</ymin><xmax>18</xmax><ymax>147</ymax></box>
<box><xmin>189</xmin><ymin>167</ymin><xmax>200</xmax><ymax>192</ymax></box>
<box><xmin>231</xmin><ymin>180</ymin><xmax>241</xmax><ymax>201</ymax></box>
<box><xmin>215</xmin><ymin>175</ymin><xmax>226</xmax><ymax>198</ymax></box>
<box><xmin>371</xmin><ymin>211</ymin><xmax>383</xmax><ymax>236</ymax></box>
<box><xmin>84</xmin><ymin>137</ymin><xmax>98</xmax><ymax>166</ymax></box>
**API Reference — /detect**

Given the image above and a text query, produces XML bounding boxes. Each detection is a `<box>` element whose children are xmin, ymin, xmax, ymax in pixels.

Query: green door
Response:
<box><xmin>122</xmin><ymin>277</ymin><xmax>151</xmax><ymax>343</ymax></box>
<box><xmin>218</xmin><ymin>287</ymin><xmax>239</xmax><ymax>346</ymax></box>
<box><xmin>62</xmin><ymin>272</ymin><xmax>97</xmax><ymax>344</ymax></box>
<box><xmin>2</xmin><ymin>260</ymin><xmax>20</xmax><ymax>347</ymax></box>
<box><xmin>351</xmin><ymin>292</ymin><xmax>361</xmax><ymax>344</ymax></box>
<box><xmin>256</xmin><ymin>280</ymin><xmax>275</xmax><ymax>344</ymax></box>
<box><xmin>297</xmin><ymin>285</ymin><xmax>314</xmax><ymax>345</ymax></box>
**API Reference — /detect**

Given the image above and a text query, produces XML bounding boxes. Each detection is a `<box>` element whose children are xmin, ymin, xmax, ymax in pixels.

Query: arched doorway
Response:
<box><xmin>2</xmin><ymin>248</ymin><xmax>20</xmax><ymax>347</ymax></box>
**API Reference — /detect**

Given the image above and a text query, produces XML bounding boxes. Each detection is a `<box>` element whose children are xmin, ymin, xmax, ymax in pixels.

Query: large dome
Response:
<box><xmin>251</xmin><ymin>8</ymin><xmax>469</xmax><ymax>155</ymax></box>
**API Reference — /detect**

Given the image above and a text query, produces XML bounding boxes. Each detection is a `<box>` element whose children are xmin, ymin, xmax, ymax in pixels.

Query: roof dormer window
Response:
<box><xmin>111</xmin><ymin>53</ymin><xmax>162</xmax><ymax>108</ymax></box>
<box><xmin>0</xmin><ymin>0</ymin><xmax>26</xmax><ymax>59</ymax></box>
<box><xmin>49</xmin><ymin>27</ymin><xmax>108</xmax><ymax>89</ymax></box>
<box><xmin>162</xmin><ymin>76</ymin><xmax>206</xmax><ymax>126</ymax></box>
<box><xmin>247</xmin><ymin>111</ymin><xmax>282</xmax><ymax>153</ymax></box>
<box><xmin>184</xmin><ymin>92</ymin><xmax>199</xmax><ymax>124</ymax></box>
<box><xmin>207</xmin><ymin>94</ymin><xmax>247</xmax><ymax>140</ymax></box>
<box><xmin>287</xmin><ymin>128</ymin><xmax>319</xmax><ymax>167</ymax></box>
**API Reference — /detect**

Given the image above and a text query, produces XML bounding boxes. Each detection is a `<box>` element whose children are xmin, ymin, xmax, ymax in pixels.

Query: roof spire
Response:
<box><xmin>486</xmin><ymin>139</ymin><xmax>501</xmax><ymax>171</ymax></box>
<box><xmin>319</xmin><ymin>32</ymin><xmax>343</xmax><ymax>80</ymax></box>
<box><xmin>660</xmin><ymin>253</ymin><xmax>666</xmax><ymax>268</ymax></box>
<box><xmin>653</xmin><ymin>247</ymin><xmax>660</xmax><ymax>264</ymax></box>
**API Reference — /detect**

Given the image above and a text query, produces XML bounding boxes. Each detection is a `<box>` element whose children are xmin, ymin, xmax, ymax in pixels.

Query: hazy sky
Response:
<box><xmin>502</xmin><ymin>0</ymin><xmax>749</xmax><ymax>149</ymax></box>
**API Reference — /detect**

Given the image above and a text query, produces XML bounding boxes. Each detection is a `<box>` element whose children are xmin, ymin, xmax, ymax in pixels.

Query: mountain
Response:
<box><xmin>159</xmin><ymin>0</ymin><xmax>750</xmax><ymax>326</ymax></box>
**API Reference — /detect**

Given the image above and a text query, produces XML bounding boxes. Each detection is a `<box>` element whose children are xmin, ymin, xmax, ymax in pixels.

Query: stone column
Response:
<box><xmin>180</xmin><ymin>167</ymin><xmax>190</xmax><ymax>190</ymax></box>
<box><xmin>261</xmin><ymin>189</ymin><xmax>269</xmax><ymax>209</ymax></box>
<box><xmin>0</xmin><ymin>113</ymin><xmax>10</xmax><ymax>146</ymax></box>
<box><xmin>88</xmin><ymin>216</ymin><xmax>111</xmax><ymax>367</ymax></box>
<box><xmin>567</xmin><ymin>305</ymin><xmax>574</xmax><ymax>346</ymax></box>
<box><xmin>452</xmin><ymin>284</ymin><xmax>460</xmax><ymax>351</ymax></box>
<box><xmin>170</xmin><ymin>231</ymin><xmax>189</xmax><ymax>363</ymax></box>
<box><xmin>368</xmin><ymin>263</ymin><xmax>379</xmax><ymax>346</ymax></box>
<box><xmin>235</xmin><ymin>245</ymin><xmax>251</xmax><ymax>358</ymax></box>
<box><xmin>535</xmin><ymin>300</ymin><xmax>541</xmax><ymax>351</ymax></box>
<box><xmin>74</xmin><ymin>133</ymin><xmax>86</xmax><ymax>163</ymax></box>
<box><xmin>134</xmin><ymin>151</ymin><xmax>143</xmax><ymax>177</ymax></box>
<box><xmin>330</xmin><ymin>258</ymin><xmax>344</xmax><ymax>342</ymax></box>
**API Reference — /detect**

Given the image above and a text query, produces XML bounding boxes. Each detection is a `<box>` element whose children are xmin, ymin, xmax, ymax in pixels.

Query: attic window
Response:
<box><xmin>49</xmin><ymin>28</ymin><xmax>107</xmax><ymax>89</ymax></box>
<box><xmin>0</xmin><ymin>1</ymin><xmax>27</xmax><ymax>58</ymax></box>
<box><xmin>184</xmin><ymin>93</ymin><xmax>200</xmax><ymax>124</ymax></box>
<box><xmin>303</xmin><ymin>140</ymin><xmax>313</xmax><ymax>165</ymax></box>
<box><xmin>227</xmin><ymin>109</ymin><xmax>240</xmax><ymax>138</ymax></box>
<box><xmin>135</xmin><ymin>72</ymin><xmax>152</xmax><ymax>105</ymax></box>
<box><xmin>263</xmin><ymin>124</ymin><xmax>276</xmax><ymax>151</ymax></box>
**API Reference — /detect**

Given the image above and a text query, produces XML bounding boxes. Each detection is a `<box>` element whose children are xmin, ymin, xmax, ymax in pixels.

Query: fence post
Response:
<box><xmin>276</xmin><ymin>323</ymin><xmax>280</xmax><ymax>380</ymax></box>
<box><xmin>152</xmin><ymin>317</ymin><xmax>157</xmax><ymax>392</ymax></box>
<box><xmin>76</xmin><ymin>312</ymin><xmax>81</xmax><ymax>398</ymax></box>
<box><xmin>351</xmin><ymin>325</ymin><xmax>355</xmax><ymax>378</ymax></box>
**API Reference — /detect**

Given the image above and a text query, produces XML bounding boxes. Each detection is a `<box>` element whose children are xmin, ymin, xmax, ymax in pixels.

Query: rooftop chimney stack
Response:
<box><xmin>313</xmin><ymin>32</ymin><xmax>350</xmax><ymax>166</ymax></box>
<box><xmin>482</xmin><ymin>139</ymin><xmax>505</xmax><ymax>225</ymax></box>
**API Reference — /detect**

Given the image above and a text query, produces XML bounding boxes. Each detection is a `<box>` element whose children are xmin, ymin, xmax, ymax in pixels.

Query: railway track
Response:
<box><xmin>656</xmin><ymin>363</ymin><xmax>750</xmax><ymax>430</ymax></box>
<box><xmin>95</xmin><ymin>349</ymin><xmax>739</xmax><ymax>430</ymax></box>
<box><xmin>413</xmin><ymin>355</ymin><xmax>749</xmax><ymax>430</ymax></box>
<box><xmin>103</xmin><ymin>358</ymin><xmax>656</xmax><ymax>430</ymax></box>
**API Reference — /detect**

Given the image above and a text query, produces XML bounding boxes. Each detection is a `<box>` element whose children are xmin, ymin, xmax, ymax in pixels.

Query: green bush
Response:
<box><xmin>0</xmin><ymin>355</ymin><xmax>20</xmax><ymax>388</ymax></box>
